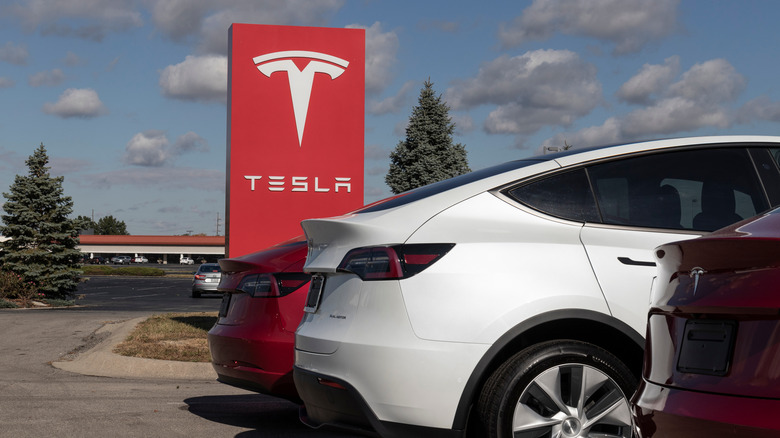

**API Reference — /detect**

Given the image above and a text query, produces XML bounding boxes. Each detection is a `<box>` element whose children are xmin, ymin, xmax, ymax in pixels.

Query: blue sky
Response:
<box><xmin>1</xmin><ymin>0</ymin><xmax>780</xmax><ymax>235</ymax></box>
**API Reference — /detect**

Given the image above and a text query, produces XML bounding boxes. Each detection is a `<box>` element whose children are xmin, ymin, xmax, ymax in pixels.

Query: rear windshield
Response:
<box><xmin>199</xmin><ymin>264</ymin><xmax>221</xmax><ymax>273</ymax></box>
<box><xmin>358</xmin><ymin>159</ymin><xmax>546</xmax><ymax>213</ymax></box>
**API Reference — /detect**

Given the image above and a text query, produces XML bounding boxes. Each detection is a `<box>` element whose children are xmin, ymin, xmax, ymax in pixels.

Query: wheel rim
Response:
<box><xmin>512</xmin><ymin>363</ymin><xmax>633</xmax><ymax>438</ymax></box>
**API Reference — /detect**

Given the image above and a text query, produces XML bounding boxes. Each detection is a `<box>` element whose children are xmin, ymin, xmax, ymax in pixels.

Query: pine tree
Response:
<box><xmin>0</xmin><ymin>143</ymin><xmax>82</xmax><ymax>298</ymax></box>
<box><xmin>386</xmin><ymin>79</ymin><xmax>470</xmax><ymax>194</ymax></box>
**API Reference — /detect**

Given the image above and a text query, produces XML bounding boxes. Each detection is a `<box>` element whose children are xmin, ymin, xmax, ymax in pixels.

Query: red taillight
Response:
<box><xmin>337</xmin><ymin>243</ymin><xmax>455</xmax><ymax>280</ymax></box>
<box><xmin>236</xmin><ymin>273</ymin><xmax>311</xmax><ymax>298</ymax></box>
<box><xmin>194</xmin><ymin>274</ymin><xmax>206</xmax><ymax>281</ymax></box>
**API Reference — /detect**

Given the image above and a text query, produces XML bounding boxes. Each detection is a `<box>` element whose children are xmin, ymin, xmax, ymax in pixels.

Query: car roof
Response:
<box><xmin>359</xmin><ymin>135</ymin><xmax>780</xmax><ymax>214</ymax></box>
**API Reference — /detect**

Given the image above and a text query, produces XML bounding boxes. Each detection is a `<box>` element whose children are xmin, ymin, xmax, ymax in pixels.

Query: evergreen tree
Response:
<box><xmin>95</xmin><ymin>215</ymin><xmax>129</xmax><ymax>235</ymax></box>
<box><xmin>386</xmin><ymin>79</ymin><xmax>470</xmax><ymax>194</ymax></box>
<box><xmin>0</xmin><ymin>143</ymin><xmax>82</xmax><ymax>298</ymax></box>
<box><xmin>75</xmin><ymin>215</ymin><xmax>97</xmax><ymax>233</ymax></box>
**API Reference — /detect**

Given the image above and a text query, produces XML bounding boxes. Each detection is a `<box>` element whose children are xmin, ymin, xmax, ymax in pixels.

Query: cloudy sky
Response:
<box><xmin>1</xmin><ymin>0</ymin><xmax>779</xmax><ymax>235</ymax></box>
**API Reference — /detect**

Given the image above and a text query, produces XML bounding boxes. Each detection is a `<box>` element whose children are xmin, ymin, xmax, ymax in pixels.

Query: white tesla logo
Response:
<box><xmin>253</xmin><ymin>50</ymin><xmax>349</xmax><ymax>147</ymax></box>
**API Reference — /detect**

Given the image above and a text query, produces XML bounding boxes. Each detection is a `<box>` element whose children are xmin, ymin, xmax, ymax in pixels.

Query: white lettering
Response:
<box><xmin>268</xmin><ymin>176</ymin><xmax>285</xmax><ymax>192</ymax></box>
<box><xmin>314</xmin><ymin>177</ymin><xmax>330</xmax><ymax>193</ymax></box>
<box><xmin>292</xmin><ymin>176</ymin><xmax>308</xmax><ymax>192</ymax></box>
<box><xmin>245</xmin><ymin>175</ymin><xmax>262</xmax><ymax>191</ymax></box>
<box><xmin>244</xmin><ymin>175</ymin><xmax>354</xmax><ymax>193</ymax></box>
<box><xmin>335</xmin><ymin>177</ymin><xmax>351</xmax><ymax>193</ymax></box>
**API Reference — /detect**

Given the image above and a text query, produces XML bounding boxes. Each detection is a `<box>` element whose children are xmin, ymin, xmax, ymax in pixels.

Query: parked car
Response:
<box><xmin>294</xmin><ymin>136</ymin><xmax>780</xmax><ymax>437</ymax></box>
<box><xmin>631</xmin><ymin>207</ymin><xmax>780</xmax><ymax>437</ymax></box>
<box><xmin>133</xmin><ymin>256</ymin><xmax>148</xmax><ymax>263</ymax></box>
<box><xmin>180</xmin><ymin>257</ymin><xmax>194</xmax><ymax>265</ymax></box>
<box><xmin>111</xmin><ymin>255</ymin><xmax>132</xmax><ymax>265</ymax></box>
<box><xmin>89</xmin><ymin>256</ymin><xmax>107</xmax><ymax>264</ymax></box>
<box><xmin>191</xmin><ymin>263</ymin><xmax>222</xmax><ymax>298</ymax></box>
<box><xmin>207</xmin><ymin>238</ymin><xmax>310</xmax><ymax>401</ymax></box>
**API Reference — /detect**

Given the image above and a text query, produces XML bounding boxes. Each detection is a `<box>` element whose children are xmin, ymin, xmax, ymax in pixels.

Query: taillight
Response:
<box><xmin>194</xmin><ymin>274</ymin><xmax>206</xmax><ymax>280</ymax></box>
<box><xmin>338</xmin><ymin>243</ymin><xmax>454</xmax><ymax>280</ymax></box>
<box><xmin>237</xmin><ymin>273</ymin><xmax>311</xmax><ymax>297</ymax></box>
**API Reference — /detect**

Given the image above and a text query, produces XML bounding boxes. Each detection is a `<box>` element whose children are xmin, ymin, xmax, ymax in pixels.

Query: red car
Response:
<box><xmin>631</xmin><ymin>208</ymin><xmax>780</xmax><ymax>437</ymax></box>
<box><xmin>207</xmin><ymin>238</ymin><xmax>310</xmax><ymax>402</ymax></box>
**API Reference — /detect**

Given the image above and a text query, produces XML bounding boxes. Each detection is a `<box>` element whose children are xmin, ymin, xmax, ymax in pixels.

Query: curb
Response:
<box><xmin>52</xmin><ymin>317</ymin><xmax>217</xmax><ymax>381</ymax></box>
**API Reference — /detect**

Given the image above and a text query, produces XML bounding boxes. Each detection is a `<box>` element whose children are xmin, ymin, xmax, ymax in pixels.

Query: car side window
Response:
<box><xmin>587</xmin><ymin>148</ymin><xmax>768</xmax><ymax>232</ymax></box>
<box><xmin>505</xmin><ymin>169</ymin><xmax>601</xmax><ymax>223</ymax></box>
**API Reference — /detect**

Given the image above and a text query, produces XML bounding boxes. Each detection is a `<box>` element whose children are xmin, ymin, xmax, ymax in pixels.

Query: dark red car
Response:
<box><xmin>207</xmin><ymin>238</ymin><xmax>310</xmax><ymax>402</ymax></box>
<box><xmin>631</xmin><ymin>208</ymin><xmax>780</xmax><ymax>437</ymax></box>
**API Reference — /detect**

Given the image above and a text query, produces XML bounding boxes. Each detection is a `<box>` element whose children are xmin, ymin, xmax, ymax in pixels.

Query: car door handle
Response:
<box><xmin>618</xmin><ymin>257</ymin><xmax>656</xmax><ymax>267</ymax></box>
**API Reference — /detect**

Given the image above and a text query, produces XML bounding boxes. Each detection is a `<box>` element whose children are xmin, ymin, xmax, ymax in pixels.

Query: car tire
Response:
<box><xmin>474</xmin><ymin>340</ymin><xmax>636</xmax><ymax>438</ymax></box>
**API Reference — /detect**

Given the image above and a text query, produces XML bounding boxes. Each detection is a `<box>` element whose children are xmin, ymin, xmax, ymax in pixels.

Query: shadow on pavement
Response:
<box><xmin>184</xmin><ymin>394</ymin><xmax>358</xmax><ymax>436</ymax></box>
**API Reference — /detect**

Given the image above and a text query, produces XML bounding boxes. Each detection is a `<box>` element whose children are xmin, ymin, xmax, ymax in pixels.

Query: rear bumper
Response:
<box><xmin>294</xmin><ymin>367</ymin><xmax>463</xmax><ymax>438</ymax></box>
<box><xmin>207</xmin><ymin>326</ymin><xmax>297</xmax><ymax>400</ymax></box>
<box><xmin>632</xmin><ymin>378</ymin><xmax>780</xmax><ymax>437</ymax></box>
<box><xmin>192</xmin><ymin>282</ymin><xmax>219</xmax><ymax>292</ymax></box>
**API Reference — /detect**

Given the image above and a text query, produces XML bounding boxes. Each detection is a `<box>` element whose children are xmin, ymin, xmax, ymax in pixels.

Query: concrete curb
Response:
<box><xmin>53</xmin><ymin>316</ymin><xmax>217</xmax><ymax>381</ymax></box>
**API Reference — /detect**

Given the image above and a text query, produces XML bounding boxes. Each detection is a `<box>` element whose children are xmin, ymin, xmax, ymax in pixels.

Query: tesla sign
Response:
<box><xmin>227</xmin><ymin>24</ymin><xmax>365</xmax><ymax>257</ymax></box>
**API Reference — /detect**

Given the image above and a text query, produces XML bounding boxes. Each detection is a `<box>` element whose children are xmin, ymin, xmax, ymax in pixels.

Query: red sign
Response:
<box><xmin>227</xmin><ymin>24</ymin><xmax>365</xmax><ymax>257</ymax></box>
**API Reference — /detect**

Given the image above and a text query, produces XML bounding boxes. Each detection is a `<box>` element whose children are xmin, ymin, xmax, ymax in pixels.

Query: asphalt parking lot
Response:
<box><xmin>0</xmin><ymin>274</ymin><xmax>355</xmax><ymax>437</ymax></box>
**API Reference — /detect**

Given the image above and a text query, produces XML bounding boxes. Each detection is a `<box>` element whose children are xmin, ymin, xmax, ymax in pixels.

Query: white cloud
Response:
<box><xmin>542</xmin><ymin>58</ymin><xmax>747</xmax><ymax>149</ymax></box>
<box><xmin>737</xmin><ymin>96</ymin><xmax>780</xmax><ymax>123</ymax></box>
<box><xmin>348</xmin><ymin>22</ymin><xmax>399</xmax><ymax>95</ymax></box>
<box><xmin>445</xmin><ymin>49</ymin><xmax>601</xmax><ymax>135</ymax></box>
<box><xmin>8</xmin><ymin>0</ymin><xmax>143</xmax><ymax>41</ymax></box>
<box><xmin>42</xmin><ymin>88</ymin><xmax>108</xmax><ymax>118</ymax></box>
<box><xmin>28</xmin><ymin>68</ymin><xmax>65</xmax><ymax>87</ymax></box>
<box><xmin>172</xmin><ymin>131</ymin><xmax>209</xmax><ymax>154</ymax></box>
<box><xmin>0</xmin><ymin>41</ymin><xmax>28</xmax><ymax>65</ymax></box>
<box><xmin>149</xmin><ymin>0</ymin><xmax>344</xmax><ymax>54</ymax></box>
<box><xmin>0</xmin><ymin>77</ymin><xmax>14</xmax><ymax>88</ymax></box>
<box><xmin>368</xmin><ymin>80</ymin><xmax>415</xmax><ymax>115</ymax></box>
<box><xmin>617</xmin><ymin>56</ymin><xmax>680</xmax><ymax>104</ymax></box>
<box><xmin>122</xmin><ymin>130</ymin><xmax>210</xmax><ymax>167</ymax></box>
<box><xmin>159</xmin><ymin>55</ymin><xmax>227</xmax><ymax>104</ymax></box>
<box><xmin>123</xmin><ymin>130</ymin><xmax>170</xmax><ymax>167</ymax></box>
<box><xmin>499</xmin><ymin>0</ymin><xmax>681</xmax><ymax>55</ymax></box>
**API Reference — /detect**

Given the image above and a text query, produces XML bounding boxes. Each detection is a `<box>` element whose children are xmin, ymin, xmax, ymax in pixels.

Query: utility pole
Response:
<box><xmin>216</xmin><ymin>212</ymin><xmax>221</xmax><ymax>236</ymax></box>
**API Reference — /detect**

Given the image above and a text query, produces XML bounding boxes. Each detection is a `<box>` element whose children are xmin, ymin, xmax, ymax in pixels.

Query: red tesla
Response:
<box><xmin>207</xmin><ymin>237</ymin><xmax>310</xmax><ymax>402</ymax></box>
<box><xmin>631</xmin><ymin>207</ymin><xmax>780</xmax><ymax>437</ymax></box>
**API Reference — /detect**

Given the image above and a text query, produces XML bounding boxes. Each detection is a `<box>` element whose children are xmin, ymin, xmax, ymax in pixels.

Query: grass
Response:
<box><xmin>113</xmin><ymin>312</ymin><xmax>218</xmax><ymax>362</ymax></box>
<box><xmin>81</xmin><ymin>265</ymin><xmax>166</xmax><ymax>276</ymax></box>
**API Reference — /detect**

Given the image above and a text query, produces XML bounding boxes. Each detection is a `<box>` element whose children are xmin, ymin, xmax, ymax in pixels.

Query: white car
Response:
<box><xmin>180</xmin><ymin>257</ymin><xmax>194</xmax><ymax>265</ymax></box>
<box><xmin>133</xmin><ymin>256</ymin><xmax>148</xmax><ymax>263</ymax></box>
<box><xmin>294</xmin><ymin>136</ymin><xmax>780</xmax><ymax>437</ymax></box>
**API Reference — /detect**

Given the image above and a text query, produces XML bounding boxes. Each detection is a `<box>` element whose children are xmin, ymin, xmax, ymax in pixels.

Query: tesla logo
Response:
<box><xmin>690</xmin><ymin>267</ymin><xmax>706</xmax><ymax>296</ymax></box>
<box><xmin>253</xmin><ymin>50</ymin><xmax>349</xmax><ymax>146</ymax></box>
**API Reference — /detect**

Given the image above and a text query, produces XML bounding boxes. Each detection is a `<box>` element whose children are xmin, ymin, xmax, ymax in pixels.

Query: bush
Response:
<box><xmin>0</xmin><ymin>271</ymin><xmax>39</xmax><ymax>306</ymax></box>
<box><xmin>0</xmin><ymin>299</ymin><xmax>18</xmax><ymax>308</ymax></box>
<box><xmin>81</xmin><ymin>265</ymin><xmax>165</xmax><ymax>277</ymax></box>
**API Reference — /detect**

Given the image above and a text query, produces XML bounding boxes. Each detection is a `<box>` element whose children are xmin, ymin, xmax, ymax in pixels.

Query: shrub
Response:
<box><xmin>81</xmin><ymin>265</ymin><xmax>165</xmax><ymax>277</ymax></box>
<box><xmin>0</xmin><ymin>271</ymin><xmax>39</xmax><ymax>306</ymax></box>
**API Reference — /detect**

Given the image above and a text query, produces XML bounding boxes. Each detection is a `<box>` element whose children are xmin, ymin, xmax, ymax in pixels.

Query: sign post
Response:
<box><xmin>226</xmin><ymin>24</ymin><xmax>365</xmax><ymax>257</ymax></box>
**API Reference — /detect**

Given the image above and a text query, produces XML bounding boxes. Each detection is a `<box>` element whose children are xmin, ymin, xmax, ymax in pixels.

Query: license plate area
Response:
<box><xmin>303</xmin><ymin>274</ymin><xmax>325</xmax><ymax>313</ymax></box>
<box><xmin>677</xmin><ymin>320</ymin><xmax>736</xmax><ymax>376</ymax></box>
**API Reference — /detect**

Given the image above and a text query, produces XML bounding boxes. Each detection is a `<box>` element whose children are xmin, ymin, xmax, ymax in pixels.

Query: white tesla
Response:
<box><xmin>294</xmin><ymin>136</ymin><xmax>780</xmax><ymax>438</ymax></box>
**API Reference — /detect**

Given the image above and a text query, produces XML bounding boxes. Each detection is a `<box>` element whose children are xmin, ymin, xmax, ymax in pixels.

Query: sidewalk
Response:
<box><xmin>52</xmin><ymin>316</ymin><xmax>217</xmax><ymax>381</ymax></box>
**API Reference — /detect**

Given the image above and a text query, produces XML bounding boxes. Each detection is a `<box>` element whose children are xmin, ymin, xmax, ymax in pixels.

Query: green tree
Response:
<box><xmin>95</xmin><ymin>215</ymin><xmax>129</xmax><ymax>235</ymax></box>
<box><xmin>386</xmin><ymin>79</ymin><xmax>470</xmax><ymax>194</ymax></box>
<box><xmin>75</xmin><ymin>215</ymin><xmax>97</xmax><ymax>233</ymax></box>
<box><xmin>0</xmin><ymin>143</ymin><xmax>82</xmax><ymax>298</ymax></box>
